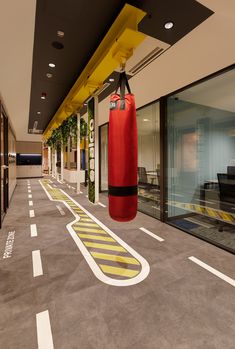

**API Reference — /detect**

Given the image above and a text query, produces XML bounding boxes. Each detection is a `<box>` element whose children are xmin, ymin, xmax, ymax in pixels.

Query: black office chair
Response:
<box><xmin>217</xmin><ymin>173</ymin><xmax>235</xmax><ymax>231</ymax></box>
<box><xmin>138</xmin><ymin>166</ymin><xmax>155</xmax><ymax>192</ymax></box>
<box><xmin>227</xmin><ymin>166</ymin><xmax>235</xmax><ymax>177</ymax></box>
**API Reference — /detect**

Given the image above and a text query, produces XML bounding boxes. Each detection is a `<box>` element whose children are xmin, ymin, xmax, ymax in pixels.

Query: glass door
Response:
<box><xmin>99</xmin><ymin>123</ymin><xmax>108</xmax><ymax>192</ymax></box>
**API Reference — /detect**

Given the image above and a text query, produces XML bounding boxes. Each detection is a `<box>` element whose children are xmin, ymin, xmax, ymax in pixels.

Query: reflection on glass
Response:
<box><xmin>167</xmin><ymin>68</ymin><xmax>235</xmax><ymax>252</ymax></box>
<box><xmin>137</xmin><ymin>102</ymin><xmax>160</xmax><ymax>219</ymax></box>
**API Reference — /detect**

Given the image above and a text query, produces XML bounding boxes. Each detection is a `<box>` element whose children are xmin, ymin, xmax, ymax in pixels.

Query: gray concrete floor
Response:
<box><xmin>0</xmin><ymin>177</ymin><xmax>235</xmax><ymax>349</ymax></box>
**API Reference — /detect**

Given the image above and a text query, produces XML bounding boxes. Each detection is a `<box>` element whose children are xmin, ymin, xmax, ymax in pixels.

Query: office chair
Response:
<box><xmin>227</xmin><ymin>166</ymin><xmax>235</xmax><ymax>177</ymax></box>
<box><xmin>217</xmin><ymin>173</ymin><xmax>235</xmax><ymax>232</ymax></box>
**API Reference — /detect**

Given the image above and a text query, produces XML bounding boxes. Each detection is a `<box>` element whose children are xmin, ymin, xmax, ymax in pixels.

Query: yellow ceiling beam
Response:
<box><xmin>43</xmin><ymin>4</ymin><xmax>146</xmax><ymax>140</ymax></box>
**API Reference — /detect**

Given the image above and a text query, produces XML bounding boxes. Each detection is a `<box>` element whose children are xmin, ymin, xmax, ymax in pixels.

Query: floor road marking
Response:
<box><xmin>36</xmin><ymin>310</ymin><xmax>54</xmax><ymax>349</ymax></box>
<box><xmin>91</xmin><ymin>252</ymin><xmax>140</xmax><ymax>265</ymax></box>
<box><xmin>29</xmin><ymin>210</ymin><xmax>35</xmax><ymax>218</ymax></box>
<box><xmin>29</xmin><ymin>200</ymin><xmax>33</xmax><ymax>206</ymax></box>
<box><xmin>98</xmin><ymin>202</ymin><xmax>106</xmax><ymax>208</ymax></box>
<box><xmin>28</xmin><ymin>194</ymin><xmax>32</xmax><ymax>199</ymax></box>
<box><xmin>56</xmin><ymin>205</ymin><xmax>65</xmax><ymax>216</ymax></box>
<box><xmin>32</xmin><ymin>250</ymin><xmax>43</xmax><ymax>277</ymax></box>
<box><xmin>78</xmin><ymin>233</ymin><xmax>115</xmax><ymax>242</ymax></box>
<box><xmin>28</xmin><ymin>190</ymin><xmax>31</xmax><ymax>193</ymax></box>
<box><xmin>100</xmin><ymin>264</ymin><xmax>139</xmax><ymax>278</ymax></box>
<box><xmin>30</xmin><ymin>224</ymin><xmax>38</xmax><ymax>237</ymax></box>
<box><xmin>40</xmin><ymin>179</ymin><xmax>150</xmax><ymax>286</ymax></box>
<box><xmin>139</xmin><ymin>227</ymin><xmax>164</xmax><ymax>242</ymax></box>
<box><xmin>189</xmin><ymin>256</ymin><xmax>235</xmax><ymax>287</ymax></box>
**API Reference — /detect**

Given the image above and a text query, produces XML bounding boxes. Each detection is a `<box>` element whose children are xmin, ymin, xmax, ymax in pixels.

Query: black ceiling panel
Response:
<box><xmin>28</xmin><ymin>0</ymin><xmax>213</xmax><ymax>133</ymax></box>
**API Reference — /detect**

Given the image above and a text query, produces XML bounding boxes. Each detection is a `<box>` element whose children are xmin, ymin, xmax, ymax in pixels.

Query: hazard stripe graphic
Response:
<box><xmin>169</xmin><ymin>201</ymin><xmax>235</xmax><ymax>224</ymax></box>
<box><xmin>40</xmin><ymin>179</ymin><xmax>150</xmax><ymax>286</ymax></box>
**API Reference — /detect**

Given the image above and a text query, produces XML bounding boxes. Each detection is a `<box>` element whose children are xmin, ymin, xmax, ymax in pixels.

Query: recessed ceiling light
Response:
<box><xmin>49</xmin><ymin>63</ymin><xmax>55</xmax><ymax>68</ymax></box>
<box><xmin>143</xmin><ymin>118</ymin><xmax>150</xmax><ymax>122</ymax></box>
<box><xmin>84</xmin><ymin>103</ymin><xmax>87</xmax><ymax>106</ymax></box>
<box><xmin>41</xmin><ymin>92</ymin><xmax>46</xmax><ymax>100</ymax></box>
<box><xmin>109</xmin><ymin>78</ymin><xmax>115</xmax><ymax>82</ymax></box>
<box><xmin>46</xmin><ymin>73</ymin><xmax>53</xmax><ymax>78</ymax></box>
<box><xmin>57</xmin><ymin>30</ymin><xmax>64</xmax><ymax>38</ymax></box>
<box><xmin>164</xmin><ymin>21</ymin><xmax>174</xmax><ymax>29</ymax></box>
<box><xmin>37</xmin><ymin>111</ymin><xmax>41</xmax><ymax>115</ymax></box>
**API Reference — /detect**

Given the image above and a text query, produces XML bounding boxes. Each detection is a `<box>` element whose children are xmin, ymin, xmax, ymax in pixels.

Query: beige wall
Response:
<box><xmin>16</xmin><ymin>141</ymin><xmax>42</xmax><ymax>154</ymax></box>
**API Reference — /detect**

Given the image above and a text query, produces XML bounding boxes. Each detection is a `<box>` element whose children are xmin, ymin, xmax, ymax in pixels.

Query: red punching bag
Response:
<box><xmin>108</xmin><ymin>72</ymin><xmax>138</xmax><ymax>222</ymax></box>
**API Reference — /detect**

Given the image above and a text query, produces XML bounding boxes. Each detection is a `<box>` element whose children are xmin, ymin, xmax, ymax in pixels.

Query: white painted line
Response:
<box><xmin>189</xmin><ymin>256</ymin><xmax>235</xmax><ymax>287</ymax></box>
<box><xmin>29</xmin><ymin>210</ymin><xmax>35</xmax><ymax>218</ymax></box>
<box><xmin>53</xmin><ymin>184</ymin><xmax>57</xmax><ymax>188</ymax></box>
<box><xmin>172</xmin><ymin>193</ymin><xmax>183</xmax><ymax>197</ymax></box>
<box><xmin>85</xmin><ymin>195</ymin><xmax>88</xmax><ymax>198</ymax></box>
<box><xmin>36</xmin><ymin>310</ymin><xmax>54</xmax><ymax>349</ymax></box>
<box><xmin>195</xmin><ymin>199</ymin><xmax>215</xmax><ymax>205</ymax></box>
<box><xmin>40</xmin><ymin>180</ymin><xmax>150</xmax><ymax>287</ymax></box>
<box><xmin>139</xmin><ymin>227</ymin><xmax>164</xmax><ymax>242</ymax></box>
<box><xmin>185</xmin><ymin>217</ymin><xmax>213</xmax><ymax>229</ymax></box>
<box><xmin>32</xmin><ymin>250</ymin><xmax>43</xmax><ymax>277</ymax></box>
<box><xmin>80</xmin><ymin>191</ymin><xmax>83</xmax><ymax>194</ymax></box>
<box><xmin>30</xmin><ymin>224</ymin><xmax>38</xmax><ymax>237</ymax></box>
<box><xmin>98</xmin><ymin>202</ymin><xmax>106</xmax><ymax>208</ymax></box>
<box><xmin>29</xmin><ymin>200</ymin><xmax>33</xmax><ymax>206</ymax></box>
<box><xmin>56</xmin><ymin>205</ymin><xmax>65</xmax><ymax>216</ymax></box>
<box><xmin>28</xmin><ymin>194</ymin><xmax>32</xmax><ymax>199</ymax></box>
<box><xmin>28</xmin><ymin>190</ymin><xmax>31</xmax><ymax>193</ymax></box>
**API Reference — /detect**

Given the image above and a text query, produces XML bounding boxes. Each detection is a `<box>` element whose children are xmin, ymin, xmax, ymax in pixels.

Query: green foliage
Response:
<box><xmin>46</xmin><ymin>115</ymin><xmax>87</xmax><ymax>147</ymax></box>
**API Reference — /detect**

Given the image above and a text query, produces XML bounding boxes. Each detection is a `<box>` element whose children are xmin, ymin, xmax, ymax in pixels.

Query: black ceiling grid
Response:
<box><xmin>28</xmin><ymin>0</ymin><xmax>213</xmax><ymax>133</ymax></box>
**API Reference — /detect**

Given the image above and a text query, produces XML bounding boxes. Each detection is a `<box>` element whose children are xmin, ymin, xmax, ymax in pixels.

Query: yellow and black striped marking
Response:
<box><xmin>40</xmin><ymin>179</ymin><xmax>150</xmax><ymax>286</ymax></box>
<box><xmin>170</xmin><ymin>201</ymin><xmax>235</xmax><ymax>224</ymax></box>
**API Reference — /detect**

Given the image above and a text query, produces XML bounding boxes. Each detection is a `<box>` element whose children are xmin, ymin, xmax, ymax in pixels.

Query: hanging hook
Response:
<box><xmin>120</xmin><ymin>58</ymin><xmax>126</xmax><ymax>72</ymax></box>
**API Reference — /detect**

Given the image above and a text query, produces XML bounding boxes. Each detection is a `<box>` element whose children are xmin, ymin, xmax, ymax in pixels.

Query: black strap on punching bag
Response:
<box><xmin>115</xmin><ymin>72</ymin><xmax>131</xmax><ymax>110</ymax></box>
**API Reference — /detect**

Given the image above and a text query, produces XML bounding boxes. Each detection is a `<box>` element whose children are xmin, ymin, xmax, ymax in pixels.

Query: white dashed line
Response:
<box><xmin>189</xmin><ymin>256</ymin><xmax>235</xmax><ymax>287</ymax></box>
<box><xmin>56</xmin><ymin>205</ymin><xmax>65</xmax><ymax>216</ymax></box>
<box><xmin>28</xmin><ymin>190</ymin><xmax>31</xmax><ymax>193</ymax></box>
<box><xmin>29</xmin><ymin>200</ymin><xmax>33</xmax><ymax>206</ymax></box>
<box><xmin>139</xmin><ymin>227</ymin><xmax>164</xmax><ymax>242</ymax></box>
<box><xmin>36</xmin><ymin>310</ymin><xmax>54</xmax><ymax>349</ymax></box>
<box><xmin>28</xmin><ymin>194</ymin><xmax>32</xmax><ymax>199</ymax></box>
<box><xmin>30</xmin><ymin>224</ymin><xmax>38</xmax><ymax>237</ymax></box>
<box><xmin>29</xmin><ymin>210</ymin><xmax>35</xmax><ymax>218</ymax></box>
<box><xmin>32</xmin><ymin>250</ymin><xmax>43</xmax><ymax>277</ymax></box>
<box><xmin>53</xmin><ymin>184</ymin><xmax>57</xmax><ymax>188</ymax></box>
<box><xmin>98</xmin><ymin>202</ymin><xmax>106</xmax><ymax>208</ymax></box>
<box><xmin>85</xmin><ymin>195</ymin><xmax>88</xmax><ymax>198</ymax></box>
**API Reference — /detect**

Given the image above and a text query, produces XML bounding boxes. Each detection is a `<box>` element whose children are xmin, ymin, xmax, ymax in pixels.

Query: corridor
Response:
<box><xmin>0</xmin><ymin>178</ymin><xmax>234</xmax><ymax>348</ymax></box>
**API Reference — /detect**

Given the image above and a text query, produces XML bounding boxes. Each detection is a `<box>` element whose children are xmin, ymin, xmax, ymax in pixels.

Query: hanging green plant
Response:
<box><xmin>80</xmin><ymin>117</ymin><xmax>87</xmax><ymax>138</ymax></box>
<box><xmin>46</xmin><ymin>114</ymin><xmax>87</xmax><ymax>148</ymax></box>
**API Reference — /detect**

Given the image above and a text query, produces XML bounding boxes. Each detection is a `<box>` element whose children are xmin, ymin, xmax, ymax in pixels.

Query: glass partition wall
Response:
<box><xmin>137</xmin><ymin>102</ymin><xmax>160</xmax><ymax>219</ymax></box>
<box><xmin>99</xmin><ymin>102</ymin><xmax>161</xmax><ymax>219</ymax></box>
<box><xmin>166</xmin><ymin>68</ymin><xmax>235</xmax><ymax>252</ymax></box>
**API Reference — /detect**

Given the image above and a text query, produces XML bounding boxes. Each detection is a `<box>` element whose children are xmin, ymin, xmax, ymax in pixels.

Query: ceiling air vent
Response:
<box><xmin>128</xmin><ymin>47</ymin><xmax>164</xmax><ymax>76</ymax></box>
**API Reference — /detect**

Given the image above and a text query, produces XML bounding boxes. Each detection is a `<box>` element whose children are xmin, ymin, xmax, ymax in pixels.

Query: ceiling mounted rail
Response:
<box><xmin>43</xmin><ymin>4</ymin><xmax>146</xmax><ymax>140</ymax></box>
